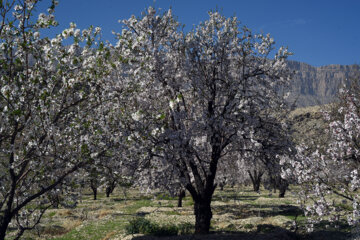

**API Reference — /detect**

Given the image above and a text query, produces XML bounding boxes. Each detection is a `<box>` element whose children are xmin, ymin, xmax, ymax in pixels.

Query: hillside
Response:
<box><xmin>288</xmin><ymin>105</ymin><xmax>329</xmax><ymax>147</ymax></box>
<box><xmin>287</xmin><ymin>61</ymin><xmax>359</xmax><ymax>107</ymax></box>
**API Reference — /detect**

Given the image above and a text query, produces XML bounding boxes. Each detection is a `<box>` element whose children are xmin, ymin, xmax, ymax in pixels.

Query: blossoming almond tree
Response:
<box><xmin>281</xmin><ymin>79</ymin><xmax>360</xmax><ymax>231</ymax></box>
<box><xmin>0</xmin><ymin>1</ymin><xmax>113</xmax><ymax>238</ymax></box>
<box><xmin>113</xmin><ymin>8</ymin><xmax>292</xmax><ymax>234</ymax></box>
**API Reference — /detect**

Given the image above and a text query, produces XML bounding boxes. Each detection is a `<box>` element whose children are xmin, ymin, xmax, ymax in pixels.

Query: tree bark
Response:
<box><xmin>248</xmin><ymin>170</ymin><xmax>264</xmax><ymax>192</ymax></box>
<box><xmin>253</xmin><ymin>181</ymin><xmax>261</xmax><ymax>192</ymax></box>
<box><xmin>90</xmin><ymin>180</ymin><xmax>97</xmax><ymax>200</ymax></box>
<box><xmin>106</xmin><ymin>188</ymin><xmax>111</xmax><ymax>198</ymax></box>
<box><xmin>177</xmin><ymin>189</ymin><xmax>186</xmax><ymax>207</ymax></box>
<box><xmin>194</xmin><ymin>200</ymin><xmax>212</xmax><ymax>234</ymax></box>
<box><xmin>106</xmin><ymin>180</ymin><xmax>116</xmax><ymax>198</ymax></box>
<box><xmin>0</xmin><ymin>213</ymin><xmax>12</xmax><ymax>240</ymax></box>
<box><xmin>278</xmin><ymin>179</ymin><xmax>288</xmax><ymax>198</ymax></box>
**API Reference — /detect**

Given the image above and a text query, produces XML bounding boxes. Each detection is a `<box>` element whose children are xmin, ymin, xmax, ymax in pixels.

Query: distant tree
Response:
<box><xmin>255</xmin><ymin>112</ymin><xmax>294</xmax><ymax>197</ymax></box>
<box><xmin>232</xmin><ymin>109</ymin><xmax>294</xmax><ymax>196</ymax></box>
<box><xmin>112</xmin><ymin>7</ymin><xmax>292</xmax><ymax>234</ymax></box>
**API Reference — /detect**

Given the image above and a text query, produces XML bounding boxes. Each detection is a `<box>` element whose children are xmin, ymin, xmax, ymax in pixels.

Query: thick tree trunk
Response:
<box><xmin>279</xmin><ymin>190</ymin><xmax>285</xmax><ymax>198</ymax></box>
<box><xmin>194</xmin><ymin>200</ymin><xmax>212</xmax><ymax>234</ymax></box>
<box><xmin>177</xmin><ymin>189</ymin><xmax>186</xmax><ymax>207</ymax></box>
<box><xmin>0</xmin><ymin>213</ymin><xmax>12</xmax><ymax>240</ymax></box>
<box><xmin>269</xmin><ymin>175</ymin><xmax>288</xmax><ymax>198</ymax></box>
<box><xmin>248</xmin><ymin>170</ymin><xmax>264</xmax><ymax>192</ymax></box>
<box><xmin>278</xmin><ymin>179</ymin><xmax>289</xmax><ymax>198</ymax></box>
<box><xmin>252</xmin><ymin>180</ymin><xmax>261</xmax><ymax>192</ymax></box>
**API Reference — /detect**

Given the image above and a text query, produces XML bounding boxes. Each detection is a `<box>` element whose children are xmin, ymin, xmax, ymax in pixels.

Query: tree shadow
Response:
<box><xmin>130</xmin><ymin>225</ymin><xmax>296</xmax><ymax>239</ymax></box>
<box><xmin>112</xmin><ymin>196</ymin><xmax>153</xmax><ymax>202</ymax></box>
<box><xmin>212</xmin><ymin>203</ymin><xmax>303</xmax><ymax>219</ymax></box>
<box><xmin>130</xmin><ymin>225</ymin><xmax>351</xmax><ymax>240</ymax></box>
<box><xmin>212</xmin><ymin>194</ymin><xmax>260</xmax><ymax>202</ymax></box>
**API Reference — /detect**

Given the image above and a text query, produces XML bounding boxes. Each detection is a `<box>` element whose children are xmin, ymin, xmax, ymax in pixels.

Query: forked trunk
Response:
<box><xmin>105</xmin><ymin>180</ymin><xmax>116</xmax><ymax>198</ymax></box>
<box><xmin>248</xmin><ymin>170</ymin><xmax>264</xmax><ymax>192</ymax></box>
<box><xmin>194</xmin><ymin>200</ymin><xmax>212</xmax><ymax>234</ymax></box>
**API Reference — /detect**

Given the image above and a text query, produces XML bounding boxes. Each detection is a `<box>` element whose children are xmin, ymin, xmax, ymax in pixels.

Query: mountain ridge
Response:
<box><xmin>286</xmin><ymin>60</ymin><xmax>360</xmax><ymax>107</ymax></box>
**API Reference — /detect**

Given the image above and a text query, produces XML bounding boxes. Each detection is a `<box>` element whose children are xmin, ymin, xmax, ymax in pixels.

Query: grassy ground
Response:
<box><xmin>5</xmin><ymin>186</ymin><xmax>353</xmax><ymax>240</ymax></box>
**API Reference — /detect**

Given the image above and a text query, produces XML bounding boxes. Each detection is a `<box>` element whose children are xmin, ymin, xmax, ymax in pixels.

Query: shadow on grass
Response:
<box><xmin>130</xmin><ymin>225</ymin><xmax>351</xmax><ymax>240</ymax></box>
<box><xmin>212</xmin><ymin>204</ymin><xmax>303</xmax><ymax>219</ymax></box>
<box><xmin>211</xmin><ymin>194</ymin><xmax>259</xmax><ymax>202</ymax></box>
<box><xmin>131</xmin><ymin>227</ymin><xmax>296</xmax><ymax>240</ymax></box>
<box><xmin>112</xmin><ymin>196</ymin><xmax>153</xmax><ymax>202</ymax></box>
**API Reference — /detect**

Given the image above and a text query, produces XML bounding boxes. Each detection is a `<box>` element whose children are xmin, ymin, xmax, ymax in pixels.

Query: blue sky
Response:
<box><xmin>37</xmin><ymin>0</ymin><xmax>360</xmax><ymax>66</ymax></box>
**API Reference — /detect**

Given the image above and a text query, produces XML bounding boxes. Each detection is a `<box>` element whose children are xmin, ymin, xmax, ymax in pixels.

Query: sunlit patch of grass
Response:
<box><xmin>164</xmin><ymin>210</ymin><xmax>181</xmax><ymax>215</ymax></box>
<box><xmin>52</xmin><ymin>219</ymin><xmax>127</xmax><ymax>240</ymax></box>
<box><xmin>124</xmin><ymin>199</ymin><xmax>153</xmax><ymax>214</ymax></box>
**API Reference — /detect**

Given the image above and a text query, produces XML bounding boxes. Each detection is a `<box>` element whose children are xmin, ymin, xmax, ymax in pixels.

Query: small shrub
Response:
<box><xmin>125</xmin><ymin>218</ymin><xmax>154</xmax><ymax>235</ymax></box>
<box><xmin>125</xmin><ymin>218</ymin><xmax>190</xmax><ymax>236</ymax></box>
<box><xmin>154</xmin><ymin>224</ymin><xmax>178</xmax><ymax>236</ymax></box>
<box><xmin>244</xmin><ymin>223</ymin><xmax>254</xmax><ymax>229</ymax></box>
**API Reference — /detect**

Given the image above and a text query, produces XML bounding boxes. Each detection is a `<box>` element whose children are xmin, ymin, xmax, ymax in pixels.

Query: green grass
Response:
<box><xmin>52</xmin><ymin>219</ymin><xmax>127</xmax><ymax>240</ymax></box>
<box><xmin>5</xmin><ymin>185</ymin><xmax>354</xmax><ymax>240</ymax></box>
<box><xmin>124</xmin><ymin>199</ymin><xmax>153</xmax><ymax>214</ymax></box>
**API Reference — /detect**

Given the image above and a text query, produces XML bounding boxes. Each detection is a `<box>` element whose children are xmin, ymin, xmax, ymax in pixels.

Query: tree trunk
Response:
<box><xmin>278</xmin><ymin>179</ymin><xmax>289</xmax><ymax>198</ymax></box>
<box><xmin>194</xmin><ymin>200</ymin><xmax>212</xmax><ymax>234</ymax></box>
<box><xmin>270</xmin><ymin>176</ymin><xmax>277</xmax><ymax>193</ymax></box>
<box><xmin>278</xmin><ymin>190</ymin><xmax>285</xmax><ymax>198</ymax></box>
<box><xmin>253</xmin><ymin>181</ymin><xmax>260</xmax><ymax>192</ymax></box>
<box><xmin>248</xmin><ymin>170</ymin><xmax>263</xmax><ymax>192</ymax></box>
<box><xmin>0</xmin><ymin>213</ymin><xmax>12</xmax><ymax>240</ymax></box>
<box><xmin>90</xmin><ymin>180</ymin><xmax>97</xmax><ymax>200</ymax></box>
<box><xmin>92</xmin><ymin>187</ymin><xmax>97</xmax><ymax>200</ymax></box>
<box><xmin>106</xmin><ymin>188</ymin><xmax>111</xmax><ymax>198</ymax></box>
<box><xmin>105</xmin><ymin>180</ymin><xmax>116</xmax><ymax>198</ymax></box>
<box><xmin>177</xmin><ymin>189</ymin><xmax>186</xmax><ymax>207</ymax></box>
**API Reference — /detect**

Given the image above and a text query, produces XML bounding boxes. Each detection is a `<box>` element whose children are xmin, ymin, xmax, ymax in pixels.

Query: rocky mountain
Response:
<box><xmin>286</xmin><ymin>61</ymin><xmax>360</xmax><ymax>107</ymax></box>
